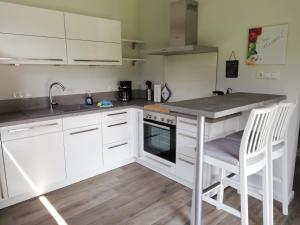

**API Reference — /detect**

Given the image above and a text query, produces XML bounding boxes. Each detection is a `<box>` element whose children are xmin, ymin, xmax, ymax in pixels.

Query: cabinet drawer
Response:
<box><xmin>63</xmin><ymin>113</ymin><xmax>101</xmax><ymax>130</ymax></box>
<box><xmin>102</xmin><ymin>109</ymin><xmax>129</xmax><ymax>123</ymax></box>
<box><xmin>176</xmin><ymin>153</ymin><xmax>195</xmax><ymax>183</ymax></box>
<box><xmin>102</xmin><ymin>120</ymin><xmax>129</xmax><ymax>144</ymax></box>
<box><xmin>143</xmin><ymin>153</ymin><xmax>176</xmax><ymax>174</ymax></box>
<box><xmin>177</xmin><ymin>117</ymin><xmax>198</xmax><ymax>133</ymax></box>
<box><xmin>103</xmin><ymin>141</ymin><xmax>131</xmax><ymax>166</ymax></box>
<box><xmin>0</xmin><ymin>119</ymin><xmax>62</xmax><ymax>141</ymax></box>
<box><xmin>176</xmin><ymin>129</ymin><xmax>197</xmax><ymax>158</ymax></box>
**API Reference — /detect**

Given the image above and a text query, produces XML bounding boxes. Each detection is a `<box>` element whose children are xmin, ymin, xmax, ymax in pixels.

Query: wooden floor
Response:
<box><xmin>0</xmin><ymin>160</ymin><xmax>300</xmax><ymax>225</ymax></box>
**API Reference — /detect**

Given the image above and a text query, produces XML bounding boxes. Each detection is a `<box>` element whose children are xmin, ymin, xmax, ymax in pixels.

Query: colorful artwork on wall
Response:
<box><xmin>247</xmin><ymin>24</ymin><xmax>288</xmax><ymax>65</ymax></box>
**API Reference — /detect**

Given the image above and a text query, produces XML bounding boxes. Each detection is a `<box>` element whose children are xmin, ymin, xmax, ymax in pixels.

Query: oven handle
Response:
<box><xmin>144</xmin><ymin>121</ymin><xmax>170</xmax><ymax>130</ymax></box>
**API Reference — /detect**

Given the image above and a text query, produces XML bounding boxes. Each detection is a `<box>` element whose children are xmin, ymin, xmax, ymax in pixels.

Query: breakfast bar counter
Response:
<box><xmin>163</xmin><ymin>92</ymin><xmax>286</xmax><ymax>225</ymax></box>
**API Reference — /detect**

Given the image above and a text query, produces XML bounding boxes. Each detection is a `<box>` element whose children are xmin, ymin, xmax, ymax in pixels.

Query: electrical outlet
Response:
<box><xmin>256</xmin><ymin>72</ymin><xmax>264</xmax><ymax>79</ymax></box>
<box><xmin>271</xmin><ymin>72</ymin><xmax>281</xmax><ymax>80</ymax></box>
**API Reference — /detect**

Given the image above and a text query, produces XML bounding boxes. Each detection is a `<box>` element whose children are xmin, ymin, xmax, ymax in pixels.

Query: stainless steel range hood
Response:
<box><xmin>144</xmin><ymin>0</ymin><xmax>217</xmax><ymax>56</ymax></box>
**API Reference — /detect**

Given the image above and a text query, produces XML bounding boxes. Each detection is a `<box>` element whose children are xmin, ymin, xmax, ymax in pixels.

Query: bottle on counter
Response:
<box><xmin>85</xmin><ymin>90</ymin><xmax>94</xmax><ymax>105</ymax></box>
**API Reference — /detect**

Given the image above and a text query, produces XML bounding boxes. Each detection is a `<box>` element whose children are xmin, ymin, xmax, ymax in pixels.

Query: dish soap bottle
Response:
<box><xmin>85</xmin><ymin>90</ymin><xmax>94</xmax><ymax>105</ymax></box>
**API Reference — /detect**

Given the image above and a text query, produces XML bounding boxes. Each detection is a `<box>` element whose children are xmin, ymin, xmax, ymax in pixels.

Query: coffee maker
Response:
<box><xmin>118</xmin><ymin>81</ymin><xmax>132</xmax><ymax>101</ymax></box>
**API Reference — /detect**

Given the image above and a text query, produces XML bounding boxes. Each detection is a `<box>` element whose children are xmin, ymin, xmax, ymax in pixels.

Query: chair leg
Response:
<box><xmin>282</xmin><ymin>154</ymin><xmax>289</xmax><ymax>215</ymax></box>
<box><xmin>217</xmin><ymin>168</ymin><xmax>225</xmax><ymax>210</ymax></box>
<box><xmin>240</xmin><ymin>172</ymin><xmax>249</xmax><ymax>225</ymax></box>
<box><xmin>263</xmin><ymin>157</ymin><xmax>273</xmax><ymax>225</ymax></box>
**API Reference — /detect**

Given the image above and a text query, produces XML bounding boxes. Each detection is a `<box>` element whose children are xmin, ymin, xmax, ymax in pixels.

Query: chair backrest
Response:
<box><xmin>240</xmin><ymin>104</ymin><xmax>278</xmax><ymax>161</ymax></box>
<box><xmin>272</xmin><ymin>102</ymin><xmax>296</xmax><ymax>146</ymax></box>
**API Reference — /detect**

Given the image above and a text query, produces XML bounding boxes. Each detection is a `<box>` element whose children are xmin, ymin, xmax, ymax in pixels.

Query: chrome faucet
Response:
<box><xmin>49</xmin><ymin>82</ymin><xmax>65</xmax><ymax>111</ymax></box>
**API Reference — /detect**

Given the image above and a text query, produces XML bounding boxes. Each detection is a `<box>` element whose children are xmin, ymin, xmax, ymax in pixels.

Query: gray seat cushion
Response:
<box><xmin>225</xmin><ymin>130</ymin><xmax>244</xmax><ymax>142</ymax></box>
<box><xmin>204</xmin><ymin>138</ymin><xmax>241</xmax><ymax>166</ymax></box>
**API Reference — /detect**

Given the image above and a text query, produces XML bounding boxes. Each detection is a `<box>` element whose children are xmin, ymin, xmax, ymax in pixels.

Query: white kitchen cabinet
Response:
<box><xmin>64</xmin><ymin>125</ymin><xmax>103</xmax><ymax>180</ymax></box>
<box><xmin>0</xmin><ymin>144</ymin><xmax>8</xmax><ymax>201</ymax></box>
<box><xmin>103</xmin><ymin>140</ymin><xmax>131</xmax><ymax>167</ymax></box>
<box><xmin>66</xmin><ymin>40</ymin><xmax>122</xmax><ymax>65</ymax></box>
<box><xmin>176</xmin><ymin>153</ymin><xmax>195</xmax><ymax>183</ymax></box>
<box><xmin>64</xmin><ymin>13</ymin><xmax>121</xmax><ymax>43</ymax></box>
<box><xmin>176</xmin><ymin>129</ymin><xmax>197</xmax><ymax>158</ymax></box>
<box><xmin>0</xmin><ymin>33</ymin><xmax>67</xmax><ymax>65</ymax></box>
<box><xmin>102</xmin><ymin>119</ymin><xmax>130</xmax><ymax>144</ymax></box>
<box><xmin>102</xmin><ymin>109</ymin><xmax>129</xmax><ymax>123</ymax></box>
<box><xmin>2</xmin><ymin>121</ymin><xmax>66</xmax><ymax>198</ymax></box>
<box><xmin>63</xmin><ymin>113</ymin><xmax>102</xmax><ymax>130</ymax></box>
<box><xmin>0</xmin><ymin>2</ymin><xmax>65</xmax><ymax>38</ymax></box>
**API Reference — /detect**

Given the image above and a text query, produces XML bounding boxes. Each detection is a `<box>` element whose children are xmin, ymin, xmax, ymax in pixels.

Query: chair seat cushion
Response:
<box><xmin>225</xmin><ymin>130</ymin><xmax>244</xmax><ymax>142</ymax></box>
<box><xmin>204</xmin><ymin>138</ymin><xmax>241</xmax><ymax>166</ymax></box>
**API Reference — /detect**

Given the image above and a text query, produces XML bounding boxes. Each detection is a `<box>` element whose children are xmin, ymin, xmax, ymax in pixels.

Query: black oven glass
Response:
<box><xmin>144</xmin><ymin>119</ymin><xmax>176</xmax><ymax>163</ymax></box>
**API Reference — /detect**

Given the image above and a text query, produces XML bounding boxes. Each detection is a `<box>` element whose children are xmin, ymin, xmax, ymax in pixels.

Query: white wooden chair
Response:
<box><xmin>225</xmin><ymin>102</ymin><xmax>296</xmax><ymax>216</ymax></box>
<box><xmin>203</xmin><ymin>104</ymin><xmax>278</xmax><ymax>225</ymax></box>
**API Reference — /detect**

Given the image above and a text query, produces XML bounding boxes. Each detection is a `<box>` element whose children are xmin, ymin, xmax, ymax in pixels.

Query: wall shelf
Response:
<box><xmin>122</xmin><ymin>39</ymin><xmax>145</xmax><ymax>49</ymax></box>
<box><xmin>122</xmin><ymin>57</ymin><xmax>145</xmax><ymax>66</ymax></box>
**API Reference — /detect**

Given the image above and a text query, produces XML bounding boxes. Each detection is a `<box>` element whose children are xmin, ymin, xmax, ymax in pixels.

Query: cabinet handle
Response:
<box><xmin>69</xmin><ymin>128</ymin><xmax>99</xmax><ymax>135</ymax></box>
<box><xmin>108</xmin><ymin>142</ymin><xmax>128</xmax><ymax>149</ymax></box>
<box><xmin>178</xmin><ymin>157</ymin><xmax>195</xmax><ymax>166</ymax></box>
<box><xmin>145</xmin><ymin>155</ymin><xmax>172</xmax><ymax>168</ymax></box>
<box><xmin>0</xmin><ymin>57</ymin><xmax>64</xmax><ymax>62</ymax></box>
<box><xmin>179</xmin><ymin>120</ymin><xmax>197</xmax><ymax>127</ymax></box>
<box><xmin>107</xmin><ymin>122</ymin><xmax>127</xmax><ymax>128</ymax></box>
<box><xmin>73</xmin><ymin>59</ymin><xmax>120</xmax><ymax>63</ymax></box>
<box><xmin>178</xmin><ymin>132</ymin><xmax>196</xmax><ymax>140</ymax></box>
<box><xmin>106</xmin><ymin>112</ymin><xmax>127</xmax><ymax>117</ymax></box>
<box><xmin>8</xmin><ymin>123</ymin><xmax>59</xmax><ymax>134</ymax></box>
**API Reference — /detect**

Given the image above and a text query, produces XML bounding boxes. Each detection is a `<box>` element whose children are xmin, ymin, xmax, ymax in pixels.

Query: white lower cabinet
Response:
<box><xmin>103</xmin><ymin>141</ymin><xmax>131</xmax><ymax>166</ymax></box>
<box><xmin>2</xmin><ymin>131</ymin><xmax>66</xmax><ymax>198</ymax></box>
<box><xmin>102</xmin><ymin>119</ymin><xmax>130</xmax><ymax>144</ymax></box>
<box><xmin>64</xmin><ymin>125</ymin><xmax>102</xmax><ymax>180</ymax></box>
<box><xmin>176</xmin><ymin>154</ymin><xmax>195</xmax><ymax>183</ymax></box>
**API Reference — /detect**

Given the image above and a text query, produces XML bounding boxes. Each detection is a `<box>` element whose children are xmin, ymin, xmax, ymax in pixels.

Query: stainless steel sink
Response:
<box><xmin>53</xmin><ymin>104</ymin><xmax>97</xmax><ymax>113</ymax></box>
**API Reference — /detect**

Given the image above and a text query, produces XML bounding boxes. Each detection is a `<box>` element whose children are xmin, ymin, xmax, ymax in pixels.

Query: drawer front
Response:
<box><xmin>143</xmin><ymin>153</ymin><xmax>176</xmax><ymax>174</ymax></box>
<box><xmin>102</xmin><ymin>120</ymin><xmax>129</xmax><ymax>144</ymax></box>
<box><xmin>176</xmin><ymin>153</ymin><xmax>195</xmax><ymax>183</ymax></box>
<box><xmin>63</xmin><ymin>113</ymin><xmax>101</xmax><ymax>130</ymax></box>
<box><xmin>102</xmin><ymin>110</ymin><xmax>129</xmax><ymax>123</ymax></box>
<box><xmin>177</xmin><ymin>117</ymin><xmax>198</xmax><ymax>133</ymax></box>
<box><xmin>0</xmin><ymin>119</ymin><xmax>62</xmax><ymax>141</ymax></box>
<box><xmin>176</xmin><ymin>129</ymin><xmax>197</xmax><ymax>158</ymax></box>
<box><xmin>103</xmin><ymin>141</ymin><xmax>131</xmax><ymax>166</ymax></box>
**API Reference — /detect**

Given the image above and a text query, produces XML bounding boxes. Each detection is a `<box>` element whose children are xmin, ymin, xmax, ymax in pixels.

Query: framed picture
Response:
<box><xmin>247</xmin><ymin>24</ymin><xmax>288</xmax><ymax>65</ymax></box>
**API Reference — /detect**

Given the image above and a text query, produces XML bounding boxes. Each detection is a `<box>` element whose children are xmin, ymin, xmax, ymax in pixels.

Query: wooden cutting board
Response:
<box><xmin>144</xmin><ymin>104</ymin><xmax>170</xmax><ymax>113</ymax></box>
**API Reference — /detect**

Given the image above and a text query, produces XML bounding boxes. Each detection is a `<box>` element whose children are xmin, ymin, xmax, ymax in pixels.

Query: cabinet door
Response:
<box><xmin>66</xmin><ymin>40</ymin><xmax>122</xmax><ymax>65</ymax></box>
<box><xmin>3</xmin><ymin>132</ymin><xmax>66</xmax><ymax>198</ymax></box>
<box><xmin>0</xmin><ymin>33</ymin><xmax>67</xmax><ymax>65</ymax></box>
<box><xmin>64</xmin><ymin>125</ymin><xmax>102</xmax><ymax>179</ymax></box>
<box><xmin>0</xmin><ymin>2</ymin><xmax>65</xmax><ymax>38</ymax></box>
<box><xmin>64</xmin><ymin>13</ymin><xmax>121</xmax><ymax>43</ymax></box>
<box><xmin>176</xmin><ymin>154</ymin><xmax>195</xmax><ymax>183</ymax></box>
<box><xmin>0</xmin><ymin>144</ymin><xmax>8</xmax><ymax>201</ymax></box>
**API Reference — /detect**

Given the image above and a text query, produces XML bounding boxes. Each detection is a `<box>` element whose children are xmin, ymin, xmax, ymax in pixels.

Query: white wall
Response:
<box><xmin>0</xmin><ymin>0</ymin><xmax>142</xmax><ymax>100</ymax></box>
<box><xmin>197</xmin><ymin>0</ymin><xmax>300</xmax><ymax>194</ymax></box>
<box><xmin>139</xmin><ymin>0</ymin><xmax>218</xmax><ymax>99</ymax></box>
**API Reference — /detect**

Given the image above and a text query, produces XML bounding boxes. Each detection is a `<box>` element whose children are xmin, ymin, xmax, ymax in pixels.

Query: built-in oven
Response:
<box><xmin>143</xmin><ymin>111</ymin><xmax>176</xmax><ymax>163</ymax></box>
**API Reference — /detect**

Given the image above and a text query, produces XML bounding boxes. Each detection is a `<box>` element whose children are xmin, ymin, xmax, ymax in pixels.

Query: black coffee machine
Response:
<box><xmin>118</xmin><ymin>81</ymin><xmax>132</xmax><ymax>101</ymax></box>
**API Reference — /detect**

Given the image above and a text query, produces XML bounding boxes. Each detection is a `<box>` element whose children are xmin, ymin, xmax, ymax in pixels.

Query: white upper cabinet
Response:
<box><xmin>64</xmin><ymin>13</ymin><xmax>122</xmax><ymax>65</ymax></box>
<box><xmin>64</xmin><ymin>13</ymin><xmax>121</xmax><ymax>43</ymax></box>
<box><xmin>0</xmin><ymin>33</ymin><xmax>67</xmax><ymax>64</ymax></box>
<box><xmin>0</xmin><ymin>2</ymin><xmax>65</xmax><ymax>38</ymax></box>
<box><xmin>66</xmin><ymin>40</ymin><xmax>122</xmax><ymax>65</ymax></box>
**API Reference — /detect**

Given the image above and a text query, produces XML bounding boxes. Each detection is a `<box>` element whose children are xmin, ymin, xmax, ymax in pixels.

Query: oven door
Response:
<box><xmin>143</xmin><ymin>119</ymin><xmax>176</xmax><ymax>163</ymax></box>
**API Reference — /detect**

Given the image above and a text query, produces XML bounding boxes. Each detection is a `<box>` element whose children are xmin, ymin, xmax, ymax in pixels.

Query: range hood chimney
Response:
<box><xmin>144</xmin><ymin>0</ymin><xmax>217</xmax><ymax>56</ymax></box>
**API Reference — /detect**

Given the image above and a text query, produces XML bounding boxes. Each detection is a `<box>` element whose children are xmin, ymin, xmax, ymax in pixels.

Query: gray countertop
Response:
<box><xmin>0</xmin><ymin>99</ymin><xmax>153</xmax><ymax>128</ymax></box>
<box><xmin>164</xmin><ymin>92</ymin><xmax>286</xmax><ymax>119</ymax></box>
